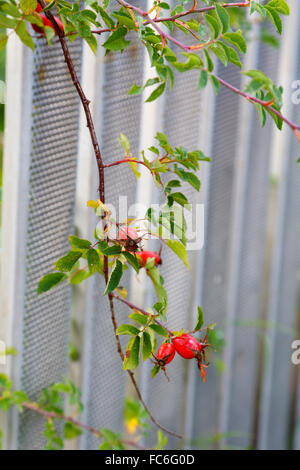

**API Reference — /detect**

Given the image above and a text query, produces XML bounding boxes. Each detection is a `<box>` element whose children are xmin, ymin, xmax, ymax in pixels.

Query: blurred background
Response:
<box><xmin>0</xmin><ymin>0</ymin><xmax>300</xmax><ymax>450</ymax></box>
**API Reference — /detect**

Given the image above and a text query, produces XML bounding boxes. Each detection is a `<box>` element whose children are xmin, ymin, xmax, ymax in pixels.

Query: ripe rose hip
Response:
<box><xmin>172</xmin><ymin>334</ymin><xmax>202</xmax><ymax>359</ymax></box>
<box><xmin>118</xmin><ymin>226</ymin><xmax>139</xmax><ymax>240</ymax></box>
<box><xmin>156</xmin><ymin>342</ymin><xmax>175</xmax><ymax>365</ymax></box>
<box><xmin>136</xmin><ymin>250</ymin><xmax>161</xmax><ymax>266</ymax></box>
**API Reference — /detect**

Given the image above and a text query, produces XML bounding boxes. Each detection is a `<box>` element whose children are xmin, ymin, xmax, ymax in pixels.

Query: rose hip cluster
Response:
<box><xmin>155</xmin><ymin>334</ymin><xmax>211</xmax><ymax>383</ymax></box>
<box><xmin>117</xmin><ymin>227</ymin><xmax>210</xmax><ymax>381</ymax></box>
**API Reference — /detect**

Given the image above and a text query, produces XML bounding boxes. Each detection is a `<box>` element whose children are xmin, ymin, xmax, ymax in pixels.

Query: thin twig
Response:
<box><xmin>22</xmin><ymin>402</ymin><xmax>148</xmax><ymax>450</ymax></box>
<box><xmin>111</xmin><ymin>293</ymin><xmax>173</xmax><ymax>337</ymax></box>
<box><xmin>103</xmin><ymin>158</ymin><xmax>151</xmax><ymax>171</ymax></box>
<box><xmin>151</xmin><ymin>1</ymin><xmax>251</xmax><ymax>23</ymax></box>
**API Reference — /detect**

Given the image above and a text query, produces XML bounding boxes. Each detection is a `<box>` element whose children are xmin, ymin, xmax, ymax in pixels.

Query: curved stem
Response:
<box><xmin>111</xmin><ymin>293</ymin><xmax>173</xmax><ymax>337</ymax></box>
<box><xmin>103</xmin><ymin>158</ymin><xmax>151</xmax><ymax>171</ymax></box>
<box><xmin>152</xmin><ymin>1</ymin><xmax>251</xmax><ymax>23</ymax></box>
<box><xmin>22</xmin><ymin>402</ymin><xmax>148</xmax><ymax>450</ymax></box>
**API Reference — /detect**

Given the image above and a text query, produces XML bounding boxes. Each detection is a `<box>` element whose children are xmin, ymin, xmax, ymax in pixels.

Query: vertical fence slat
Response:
<box><xmin>191</xmin><ymin>62</ymin><xmax>243</xmax><ymax>447</ymax></box>
<box><xmin>1</xmin><ymin>34</ymin><xmax>82</xmax><ymax>449</ymax></box>
<box><xmin>258</xmin><ymin>1</ymin><xmax>300</xmax><ymax>449</ymax></box>
<box><xmin>79</xmin><ymin>3</ymin><xmax>147</xmax><ymax>447</ymax></box>
<box><xmin>220</xmin><ymin>23</ymin><xmax>281</xmax><ymax>450</ymax></box>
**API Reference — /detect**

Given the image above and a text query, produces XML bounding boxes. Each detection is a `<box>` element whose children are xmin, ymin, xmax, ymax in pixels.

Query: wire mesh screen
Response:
<box><xmin>140</xmin><ymin>70</ymin><xmax>203</xmax><ymax>449</ymax></box>
<box><xmin>224</xmin><ymin>31</ymin><xmax>281</xmax><ymax>450</ymax></box>
<box><xmin>80</xmin><ymin>3</ymin><xmax>147</xmax><ymax>448</ymax></box>
<box><xmin>257</xmin><ymin>14</ymin><xmax>300</xmax><ymax>448</ymax></box>
<box><xmin>17</xmin><ymin>38</ymin><xmax>82</xmax><ymax>449</ymax></box>
<box><xmin>191</xmin><ymin>62</ymin><xmax>244</xmax><ymax>443</ymax></box>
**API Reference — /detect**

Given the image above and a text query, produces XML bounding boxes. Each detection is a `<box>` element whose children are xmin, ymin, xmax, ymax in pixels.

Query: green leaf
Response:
<box><xmin>116</xmin><ymin>324</ymin><xmax>140</xmax><ymax>336</ymax></box>
<box><xmin>1</xmin><ymin>4</ymin><xmax>21</xmax><ymax>17</ymax></box>
<box><xmin>45</xmin><ymin>25</ymin><xmax>55</xmax><ymax>45</ymax></box>
<box><xmin>87</xmin><ymin>248</ymin><xmax>101</xmax><ymax>273</ymax></box>
<box><xmin>99</xmin><ymin>244</ymin><xmax>122</xmax><ymax>255</ymax></box>
<box><xmin>205</xmin><ymin>14</ymin><xmax>220</xmax><ymax>39</ymax></box>
<box><xmin>117</xmin><ymin>133</ymin><xmax>131</xmax><ymax>154</ymax></box>
<box><xmin>151</xmin><ymin>364</ymin><xmax>160</xmax><ymax>378</ymax></box>
<box><xmin>209</xmin><ymin>74</ymin><xmax>220</xmax><ymax>94</ymax></box>
<box><xmin>0</xmin><ymin>33</ymin><xmax>8</xmax><ymax>51</ymax></box>
<box><xmin>175</xmin><ymin>169</ymin><xmax>201</xmax><ymax>191</ymax></box>
<box><xmin>215</xmin><ymin>4</ymin><xmax>230</xmax><ymax>34</ymax></box>
<box><xmin>198</xmin><ymin>69</ymin><xmax>208</xmax><ymax>89</ymax></box>
<box><xmin>123</xmin><ymin>336</ymin><xmax>140</xmax><ymax>370</ymax></box>
<box><xmin>266</xmin><ymin>0</ymin><xmax>289</xmax><ymax>15</ymax></box>
<box><xmin>37</xmin><ymin>272</ymin><xmax>67</xmax><ymax>294</ymax></box>
<box><xmin>255</xmin><ymin>103</ymin><xmax>267</xmax><ymax>128</ymax></box>
<box><xmin>69</xmin><ymin>235</ymin><xmax>92</xmax><ymax>250</ymax></box>
<box><xmin>69</xmin><ymin>269</ymin><xmax>91</xmax><ymax>285</ymax></box>
<box><xmin>148</xmin><ymin>324</ymin><xmax>169</xmax><ymax>338</ymax></box>
<box><xmin>54</xmin><ymin>251</ymin><xmax>82</xmax><ymax>272</ymax></box>
<box><xmin>42</xmin><ymin>0</ymin><xmax>56</xmax><ymax>11</ymax></box>
<box><xmin>166</xmin><ymin>239</ymin><xmax>189</xmax><ymax>268</ymax></box>
<box><xmin>224</xmin><ymin>44</ymin><xmax>243</xmax><ymax>69</ymax></box>
<box><xmin>64</xmin><ymin>422</ymin><xmax>82</xmax><ymax>439</ymax></box>
<box><xmin>104</xmin><ymin>259</ymin><xmax>123</xmax><ymax>294</ymax></box>
<box><xmin>223</xmin><ymin>31</ymin><xmax>247</xmax><ymax>54</ymax></box>
<box><xmin>195</xmin><ymin>306</ymin><xmax>204</xmax><ymax>331</ymax></box>
<box><xmin>85</xmin><ymin>34</ymin><xmax>98</xmax><ymax>55</ymax></box>
<box><xmin>155</xmin><ymin>430</ymin><xmax>168</xmax><ymax>450</ymax></box>
<box><xmin>0</xmin><ymin>13</ymin><xmax>17</xmax><ymax>29</ymax></box>
<box><xmin>209</xmin><ymin>43</ymin><xmax>228</xmax><ymax>67</ymax></box>
<box><xmin>122</xmin><ymin>251</ymin><xmax>140</xmax><ymax>273</ymax></box>
<box><xmin>203</xmin><ymin>49</ymin><xmax>214</xmax><ymax>72</ymax></box>
<box><xmin>265</xmin><ymin>6</ymin><xmax>282</xmax><ymax>34</ymax></box>
<box><xmin>129</xmin><ymin>312</ymin><xmax>148</xmax><ymax>326</ymax></box>
<box><xmin>20</xmin><ymin>0</ymin><xmax>37</xmax><ymax>15</ymax></box>
<box><xmin>111</xmin><ymin>11</ymin><xmax>135</xmax><ymax>30</ymax></box>
<box><xmin>146</xmin><ymin>82</ymin><xmax>166</xmax><ymax>102</ymax></box>
<box><xmin>128</xmin><ymin>83</ymin><xmax>143</xmax><ymax>95</ymax></box>
<box><xmin>0</xmin><ymin>373</ymin><xmax>12</xmax><ymax>389</ymax></box>
<box><xmin>103</xmin><ymin>26</ymin><xmax>130</xmax><ymax>51</ymax></box>
<box><xmin>16</xmin><ymin>21</ymin><xmax>35</xmax><ymax>50</ymax></box>
<box><xmin>98</xmin><ymin>6</ymin><xmax>115</xmax><ymax>29</ymax></box>
<box><xmin>142</xmin><ymin>332</ymin><xmax>152</xmax><ymax>361</ymax></box>
<box><xmin>167</xmin><ymin>192</ymin><xmax>189</xmax><ymax>208</ymax></box>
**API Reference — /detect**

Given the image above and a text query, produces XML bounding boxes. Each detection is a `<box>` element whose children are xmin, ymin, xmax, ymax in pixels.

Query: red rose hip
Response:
<box><xmin>172</xmin><ymin>334</ymin><xmax>202</xmax><ymax>359</ymax></box>
<box><xmin>156</xmin><ymin>342</ymin><xmax>175</xmax><ymax>365</ymax></box>
<box><xmin>136</xmin><ymin>250</ymin><xmax>161</xmax><ymax>266</ymax></box>
<box><xmin>118</xmin><ymin>226</ymin><xmax>139</xmax><ymax>240</ymax></box>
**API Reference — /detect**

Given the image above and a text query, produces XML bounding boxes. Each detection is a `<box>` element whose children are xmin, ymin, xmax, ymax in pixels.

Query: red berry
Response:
<box><xmin>35</xmin><ymin>3</ymin><xmax>42</xmax><ymax>13</ymax></box>
<box><xmin>156</xmin><ymin>343</ymin><xmax>175</xmax><ymax>365</ymax></box>
<box><xmin>172</xmin><ymin>334</ymin><xmax>202</xmax><ymax>359</ymax></box>
<box><xmin>136</xmin><ymin>251</ymin><xmax>161</xmax><ymax>266</ymax></box>
<box><xmin>118</xmin><ymin>226</ymin><xmax>139</xmax><ymax>240</ymax></box>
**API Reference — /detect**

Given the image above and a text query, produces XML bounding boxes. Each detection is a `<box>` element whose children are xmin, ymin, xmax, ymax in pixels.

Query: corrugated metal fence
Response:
<box><xmin>1</xmin><ymin>0</ymin><xmax>300</xmax><ymax>450</ymax></box>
